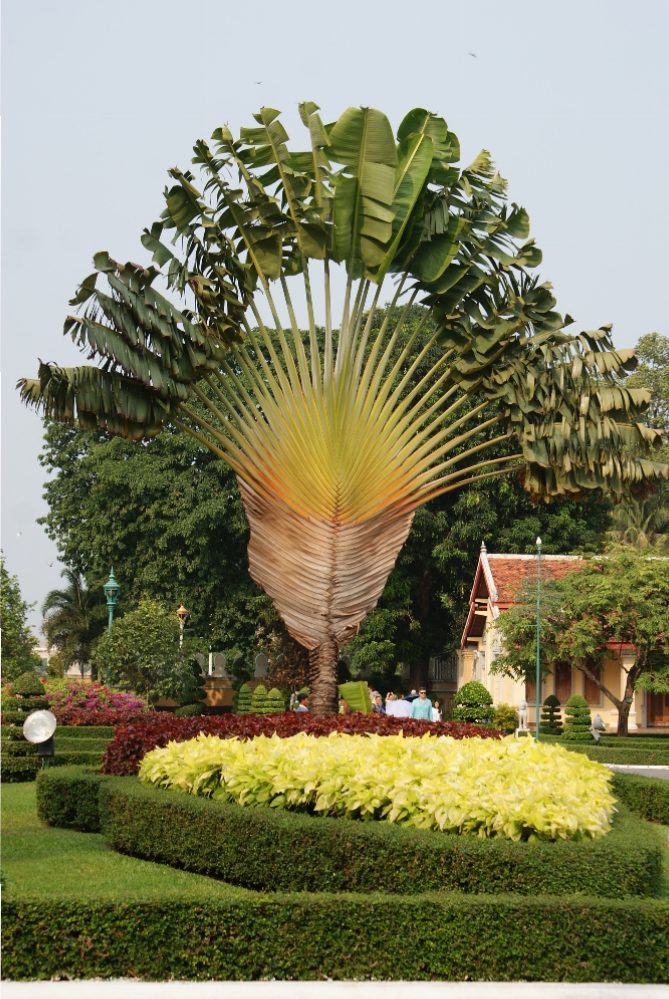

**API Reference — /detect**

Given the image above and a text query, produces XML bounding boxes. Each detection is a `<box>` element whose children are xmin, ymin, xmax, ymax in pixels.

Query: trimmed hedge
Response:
<box><xmin>56</xmin><ymin>726</ymin><xmax>114</xmax><ymax>739</ymax></box>
<box><xmin>559</xmin><ymin>744</ymin><xmax>669</xmax><ymax>765</ymax></box>
<box><xmin>36</xmin><ymin>766</ymin><xmax>105</xmax><ymax>832</ymax></box>
<box><xmin>612</xmin><ymin>772</ymin><xmax>669</xmax><ymax>826</ymax></box>
<box><xmin>1</xmin><ymin>757</ymin><xmax>41</xmax><ymax>782</ymax></box>
<box><xmin>97</xmin><ymin>778</ymin><xmax>663</xmax><ymax>898</ymax></box>
<box><xmin>3</xmin><ymin>894</ymin><xmax>668</xmax><ymax>982</ymax></box>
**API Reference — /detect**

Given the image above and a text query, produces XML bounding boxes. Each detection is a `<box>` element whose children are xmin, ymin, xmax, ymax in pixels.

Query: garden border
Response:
<box><xmin>3</xmin><ymin>893</ymin><xmax>668</xmax><ymax>982</ymax></box>
<box><xmin>33</xmin><ymin>770</ymin><xmax>664</xmax><ymax>897</ymax></box>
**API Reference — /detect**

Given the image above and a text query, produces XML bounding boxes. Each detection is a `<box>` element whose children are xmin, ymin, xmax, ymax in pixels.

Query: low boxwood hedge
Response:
<box><xmin>612</xmin><ymin>772</ymin><xmax>669</xmax><ymax>826</ymax></box>
<box><xmin>36</xmin><ymin>766</ymin><xmax>105</xmax><ymax>832</ymax></box>
<box><xmin>1</xmin><ymin>757</ymin><xmax>41</xmax><ymax>782</ymax></box>
<box><xmin>558</xmin><ymin>744</ymin><xmax>669</xmax><ymax>765</ymax></box>
<box><xmin>3</xmin><ymin>894</ymin><xmax>668</xmax><ymax>982</ymax></box>
<box><xmin>95</xmin><ymin>777</ymin><xmax>663</xmax><ymax>898</ymax></box>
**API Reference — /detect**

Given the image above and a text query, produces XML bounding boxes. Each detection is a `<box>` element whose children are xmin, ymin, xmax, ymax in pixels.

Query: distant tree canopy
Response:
<box><xmin>1</xmin><ymin>554</ymin><xmax>41</xmax><ymax>681</ymax></box>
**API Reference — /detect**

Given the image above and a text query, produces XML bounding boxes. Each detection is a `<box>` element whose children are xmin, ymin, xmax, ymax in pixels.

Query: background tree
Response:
<box><xmin>91</xmin><ymin>597</ymin><xmax>206</xmax><ymax>700</ymax></box>
<box><xmin>0</xmin><ymin>555</ymin><xmax>42</xmax><ymax>680</ymax></box>
<box><xmin>20</xmin><ymin>103</ymin><xmax>667</xmax><ymax>713</ymax></box>
<box><xmin>609</xmin><ymin>333</ymin><xmax>669</xmax><ymax>551</ymax></box>
<box><xmin>492</xmin><ymin>547</ymin><xmax>669</xmax><ymax>735</ymax></box>
<box><xmin>42</xmin><ymin>567</ymin><xmax>105</xmax><ymax>677</ymax></box>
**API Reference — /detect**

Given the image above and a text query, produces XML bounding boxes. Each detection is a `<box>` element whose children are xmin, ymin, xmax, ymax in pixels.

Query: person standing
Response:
<box><xmin>410</xmin><ymin>688</ymin><xmax>432</xmax><ymax>721</ymax></box>
<box><xmin>295</xmin><ymin>693</ymin><xmax>309</xmax><ymax>713</ymax></box>
<box><xmin>431</xmin><ymin>699</ymin><xmax>442</xmax><ymax>723</ymax></box>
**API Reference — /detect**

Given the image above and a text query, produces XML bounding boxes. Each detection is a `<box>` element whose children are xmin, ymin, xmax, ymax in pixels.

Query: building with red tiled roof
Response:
<box><xmin>458</xmin><ymin>543</ymin><xmax>664</xmax><ymax>731</ymax></box>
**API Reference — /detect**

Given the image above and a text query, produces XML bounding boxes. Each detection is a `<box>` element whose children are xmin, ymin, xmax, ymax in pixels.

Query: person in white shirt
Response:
<box><xmin>431</xmin><ymin>699</ymin><xmax>442</xmax><ymax>723</ymax></box>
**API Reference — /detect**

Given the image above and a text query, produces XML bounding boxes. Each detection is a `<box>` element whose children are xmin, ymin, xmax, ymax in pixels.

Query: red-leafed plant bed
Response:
<box><xmin>102</xmin><ymin>713</ymin><xmax>501</xmax><ymax>775</ymax></box>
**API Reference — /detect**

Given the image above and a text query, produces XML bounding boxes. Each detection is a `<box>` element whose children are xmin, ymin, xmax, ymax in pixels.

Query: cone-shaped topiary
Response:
<box><xmin>235</xmin><ymin>682</ymin><xmax>253</xmax><ymax>716</ymax></box>
<box><xmin>541</xmin><ymin>694</ymin><xmax>563</xmax><ymax>735</ymax></box>
<box><xmin>452</xmin><ymin>681</ymin><xmax>494</xmax><ymax>726</ymax></box>
<box><xmin>250</xmin><ymin>683</ymin><xmax>268</xmax><ymax>715</ymax></box>
<box><xmin>264</xmin><ymin>687</ymin><xmax>287</xmax><ymax>714</ymax></box>
<box><xmin>563</xmin><ymin>694</ymin><xmax>593</xmax><ymax>742</ymax></box>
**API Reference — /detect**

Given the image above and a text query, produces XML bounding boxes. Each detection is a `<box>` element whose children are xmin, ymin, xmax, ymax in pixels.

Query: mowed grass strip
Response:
<box><xmin>1</xmin><ymin>782</ymin><xmax>251</xmax><ymax>902</ymax></box>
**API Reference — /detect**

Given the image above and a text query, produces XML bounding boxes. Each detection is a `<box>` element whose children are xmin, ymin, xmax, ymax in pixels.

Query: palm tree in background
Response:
<box><xmin>20</xmin><ymin>103</ymin><xmax>667</xmax><ymax>711</ymax></box>
<box><xmin>42</xmin><ymin>568</ymin><xmax>104</xmax><ymax>677</ymax></box>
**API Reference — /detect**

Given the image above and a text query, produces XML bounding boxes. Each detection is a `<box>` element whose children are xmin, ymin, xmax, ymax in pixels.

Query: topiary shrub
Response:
<box><xmin>563</xmin><ymin>694</ymin><xmax>593</xmax><ymax>742</ymax></box>
<box><xmin>235</xmin><ymin>683</ymin><xmax>253</xmax><ymax>715</ymax></box>
<box><xmin>264</xmin><ymin>688</ymin><xmax>286</xmax><ymax>714</ymax></box>
<box><xmin>12</xmin><ymin>672</ymin><xmax>45</xmax><ymax>697</ymax></box>
<box><xmin>250</xmin><ymin>684</ymin><xmax>268</xmax><ymax>714</ymax></box>
<box><xmin>492</xmin><ymin>703</ymin><xmax>518</xmax><ymax>734</ymax></box>
<box><xmin>541</xmin><ymin>694</ymin><xmax>563</xmax><ymax>735</ymax></box>
<box><xmin>452</xmin><ymin>681</ymin><xmax>494</xmax><ymax>726</ymax></box>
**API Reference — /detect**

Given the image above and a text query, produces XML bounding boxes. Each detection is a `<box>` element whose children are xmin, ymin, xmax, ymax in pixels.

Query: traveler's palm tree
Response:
<box><xmin>20</xmin><ymin>104</ymin><xmax>667</xmax><ymax>711</ymax></box>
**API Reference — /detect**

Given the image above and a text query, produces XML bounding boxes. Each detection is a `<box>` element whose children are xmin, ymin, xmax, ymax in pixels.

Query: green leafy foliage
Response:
<box><xmin>42</xmin><ymin>568</ymin><xmax>105</xmax><ymax>677</ymax></box>
<box><xmin>452</xmin><ymin>681</ymin><xmax>494</xmax><ymax>725</ymax></box>
<box><xmin>12</xmin><ymin>672</ymin><xmax>45</xmax><ymax>697</ymax></box>
<box><xmin>492</xmin><ymin>703</ymin><xmax>518</xmax><ymax>734</ymax></box>
<box><xmin>0</xmin><ymin>556</ymin><xmax>41</xmax><ymax>681</ymax></box>
<box><xmin>140</xmin><ymin>732</ymin><xmax>616</xmax><ymax>842</ymax></box>
<box><xmin>90</xmin><ymin>597</ymin><xmax>206</xmax><ymax>699</ymax></box>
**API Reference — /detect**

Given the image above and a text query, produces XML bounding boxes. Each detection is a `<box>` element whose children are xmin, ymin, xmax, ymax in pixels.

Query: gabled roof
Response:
<box><xmin>461</xmin><ymin>544</ymin><xmax>584</xmax><ymax>646</ymax></box>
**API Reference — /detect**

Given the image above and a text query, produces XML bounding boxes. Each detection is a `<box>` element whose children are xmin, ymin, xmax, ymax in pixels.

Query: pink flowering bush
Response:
<box><xmin>44</xmin><ymin>679</ymin><xmax>150</xmax><ymax>726</ymax></box>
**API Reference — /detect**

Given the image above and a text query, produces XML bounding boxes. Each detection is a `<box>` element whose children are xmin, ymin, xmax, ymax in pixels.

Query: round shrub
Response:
<box><xmin>541</xmin><ymin>694</ymin><xmax>563</xmax><ymax>735</ymax></box>
<box><xmin>250</xmin><ymin>684</ymin><xmax>268</xmax><ymax>714</ymax></box>
<box><xmin>493</xmin><ymin>703</ymin><xmax>518</xmax><ymax>734</ymax></box>
<box><xmin>12</xmin><ymin>672</ymin><xmax>45</xmax><ymax>697</ymax></box>
<box><xmin>563</xmin><ymin>694</ymin><xmax>593</xmax><ymax>742</ymax></box>
<box><xmin>452</xmin><ymin>681</ymin><xmax>494</xmax><ymax>726</ymax></box>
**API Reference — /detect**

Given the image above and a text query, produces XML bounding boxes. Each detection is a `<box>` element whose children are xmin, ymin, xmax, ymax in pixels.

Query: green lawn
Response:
<box><xmin>1</xmin><ymin>782</ymin><xmax>251</xmax><ymax>902</ymax></box>
<box><xmin>3</xmin><ymin>780</ymin><xmax>668</xmax><ymax>901</ymax></box>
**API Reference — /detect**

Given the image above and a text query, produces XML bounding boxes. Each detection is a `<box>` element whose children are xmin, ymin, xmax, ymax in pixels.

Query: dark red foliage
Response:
<box><xmin>102</xmin><ymin>712</ymin><xmax>502</xmax><ymax>775</ymax></box>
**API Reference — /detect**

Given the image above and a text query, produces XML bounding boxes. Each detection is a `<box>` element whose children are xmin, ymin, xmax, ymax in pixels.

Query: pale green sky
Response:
<box><xmin>2</xmin><ymin>0</ymin><xmax>668</xmax><ymax>630</ymax></box>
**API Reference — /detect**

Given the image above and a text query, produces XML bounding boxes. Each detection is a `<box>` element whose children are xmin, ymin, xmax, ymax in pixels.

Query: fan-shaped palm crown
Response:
<box><xmin>19</xmin><ymin>104</ymin><xmax>667</xmax><ymax>712</ymax></box>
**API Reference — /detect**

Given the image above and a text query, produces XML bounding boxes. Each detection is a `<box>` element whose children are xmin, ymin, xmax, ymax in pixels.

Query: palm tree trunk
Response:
<box><xmin>309</xmin><ymin>638</ymin><xmax>339</xmax><ymax>715</ymax></box>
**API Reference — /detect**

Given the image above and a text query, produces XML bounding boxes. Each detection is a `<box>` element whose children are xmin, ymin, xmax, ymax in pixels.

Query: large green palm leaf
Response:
<box><xmin>19</xmin><ymin>103</ymin><xmax>667</xmax><ymax>712</ymax></box>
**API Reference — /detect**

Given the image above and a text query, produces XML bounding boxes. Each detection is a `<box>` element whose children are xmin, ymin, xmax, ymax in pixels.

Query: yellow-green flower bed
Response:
<box><xmin>139</xmin><ymin>732</ymin><xmax>615</xmax><ymax>842</ymax></box>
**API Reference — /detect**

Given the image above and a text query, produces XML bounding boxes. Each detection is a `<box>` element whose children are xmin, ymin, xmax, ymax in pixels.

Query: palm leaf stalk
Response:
<box><xmin>19</xmin><ymin>104</ymin><xmax>667</xmax><ymax>713</ymax></box>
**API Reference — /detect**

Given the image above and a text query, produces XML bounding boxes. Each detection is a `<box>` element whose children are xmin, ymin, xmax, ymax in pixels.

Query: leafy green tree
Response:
<box><xmin>39</xmin><ymin>419</ymin><xmax>285</xmax><ymax>666</ymax></box>
<box><xmin>492</xmin><ymin>547</ymin><xmax>669</xmax><ymax>735</ymax></box>
<box><xmin>0</xmin><ymin>555</ymin><xmax>41</xmax><ymax>680</ymax></box>
<box><xmin>91</xmin><ymin>597</ymin><xmax>205</xmax><ymax>700</ymax></box>
<box><xmin>20</xmin><ymin>103</ymin><xmax>666</xmax><ymax>713</ymax></box>
<box><xmin>42</xmin><ymin>567</ymin><xmax>105</xmax><ymax>677</ymax></box>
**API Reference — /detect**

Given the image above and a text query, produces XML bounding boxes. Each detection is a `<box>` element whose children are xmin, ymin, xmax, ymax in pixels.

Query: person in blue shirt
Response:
<box><xmin>410</xmin><ymin>688</ymin><xmax>432</xmax><ymax>721</ymax></box>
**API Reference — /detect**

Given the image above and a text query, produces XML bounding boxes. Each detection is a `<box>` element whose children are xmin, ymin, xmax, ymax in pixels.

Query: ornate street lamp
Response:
<box><xmin>103</xmin><ymin>568</ymin><xmax>120</xmax><ymax>634</ymax></box>
<box><xmin>176</xmin><ymin>603</ymin><xmax>189</xmax><ymax>649</ymax></box>
<box><xmin>103</xmin><ymin>568</ymin><xmax>120</xmax><ymax>687</ymax></box>
<box><xmin>535</xmin><ymin>537</ymin><xmax>542</xmax><ymax>741</ymax></box>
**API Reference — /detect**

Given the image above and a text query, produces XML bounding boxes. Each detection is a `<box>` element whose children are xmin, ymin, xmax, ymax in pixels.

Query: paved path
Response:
<box><xmin>605</xmin><ymin>764</ymin><xmax>669</xmax><ymax>780</ymax></box>
<box><xmin>2</xmin><ymin>984</ymin><xmax>668</xmax><ymax>999</ymax></box>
